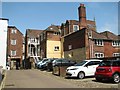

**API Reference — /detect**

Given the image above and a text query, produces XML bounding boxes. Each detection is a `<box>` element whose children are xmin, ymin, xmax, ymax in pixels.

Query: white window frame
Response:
<box><xmin>11</xmin><ymin>29</ymin><xmax>17</xmax><ymax>34</ymax></box>
<box><xmin>54</xmin><ymin>46</ymin><xmax>59</xmax><ymax>51</ymax></box>
<box><xmin>94</xmin><ymin>53</ymin><xmax>104</xmax><ymax>58</ymax></box>
<box><xmin>94</xmin><ymin>39</ymin><xmax>104</xmax><ymax>46</ymax></box>
<box><xmin>68</xmin><ymin>45</ymin><xmax>72</xmax><ymax>50</ymax></box>
<box><xmin>11</xmin><ymin>39</ymin><xmax>16</xmax><ymax>45</ymax></box>
<box><xmin>112</xmin><ymin>41</ymin><xmax>120</xmax><ymax>47</ymax></box>
<box><xmin>113</xmin><ymin>53</ymin><xmax>120</xmax><ymax>57</ymax></box>
<box><xmin>73</xmin><ymin>25</ymin><xmax>79</xmax><ymax>32</ymax></box>
<box><xmin>11</xmin><ymin>50</ymin><xmax>16</xmax><ymax>56</ymax></box>
<box><xmin>54</xmin><ymin>32</ymin><xmax>60</xmax><ymax>35</ymax></box>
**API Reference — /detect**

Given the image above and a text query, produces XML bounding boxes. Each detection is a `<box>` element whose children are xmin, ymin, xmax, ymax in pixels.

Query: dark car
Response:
<box><xmin>46</xmin><ymin>58</ymin><xmax>58</xmax><ymax>71</ymax></box>
<box><xmin>95</xmin><ymin>60</ymin><xmax>120</xmax><ymax>83</ymax></box>
<box><xmin>52</xmin><ymin>58</ymin><xmax>76</xmax><ymax>67</ymax></box>
<box><xmin>40</xmin><ymin>58</ymin><xmax>57</xmax><ymax>70</ymax></box>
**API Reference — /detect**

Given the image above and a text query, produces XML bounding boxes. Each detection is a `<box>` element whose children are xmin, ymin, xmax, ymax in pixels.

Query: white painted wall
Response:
<box><xmin>0</xmin><ymin>19</ymin><xmax>8</xmax><ymax>69</ymax></box>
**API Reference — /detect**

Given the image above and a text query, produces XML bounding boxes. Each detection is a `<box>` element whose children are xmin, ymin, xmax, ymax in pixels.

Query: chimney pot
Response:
<box><xmin>80</xmin><ymin>4</ymin><xmax>84</xmax><ymax>7</ymax></box>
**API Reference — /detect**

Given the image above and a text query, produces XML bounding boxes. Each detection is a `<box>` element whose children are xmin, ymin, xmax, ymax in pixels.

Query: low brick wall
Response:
<box><xmin>59</xmin><ymin>66</ymin><xmax>68</xmax><ymax>77</ymax></box>
<box><xmin>53</xmin><ymin>66</ymin><xmax>69</xmax><ymax>77</ymax></box>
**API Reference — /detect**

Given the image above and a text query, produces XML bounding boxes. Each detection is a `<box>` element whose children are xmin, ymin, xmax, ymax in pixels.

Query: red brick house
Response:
<box><xmin>7</xmin><ymin>26</ymin><xmax>23</xmax><ymax>69</ymax></box>
<box><xmin>62</xmin><ymin>4</ymin><xmax>120</xmax><ymax>62</ymax></box>
<box><xmin>64</xmin><ymin>28</ymin><xmax>120</xmax><ymax>61</ymax></box>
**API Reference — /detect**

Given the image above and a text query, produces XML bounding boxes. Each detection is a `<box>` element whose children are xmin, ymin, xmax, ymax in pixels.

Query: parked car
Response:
<box><xmin>37</xmin><ymin>58</ymin><xmax>49</xmax><ymax>69</ymax></box>
<box><xmin>66</xmin><ymin>59</ymin><xmax>102</xmax><ymax>79</ymax></box>
<box><xmin>52</xmin><ymin>58</ymin><xmax>76</xmax><ymax>67</ymax></box>
<box><xmin>95</xmin><ymin>60</ymin><xmax>120</xmax><ymax>83</ymax></box>
<box><xmin>40</xmin><ymin>58</ymin><xmax>57</xmax><ymax>70</ymax></box>
<box><xmin>46</xmin><ymin>58</ymin><xmax>58</xmax><ymax>71</ymax></box>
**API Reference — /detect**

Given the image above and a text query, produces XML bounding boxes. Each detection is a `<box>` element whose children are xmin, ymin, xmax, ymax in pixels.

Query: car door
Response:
<box><xmin>85</xmin><ymin>61</ymin><xmax>100</xmax><ymax>76</ymax></box>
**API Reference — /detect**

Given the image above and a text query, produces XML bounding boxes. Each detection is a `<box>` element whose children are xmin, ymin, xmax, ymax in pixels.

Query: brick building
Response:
<box><xmin>40</xmin><ymin>25</ymin><xmax>61</xmax><ymax>58</ymax></box>
<box><xmin>62</xmin><ymin>4</ymin><xmax>120</xmax><ymax>62</ymax></box>
<box><xmin>25</xmin><ymin>29</ymin><xmax>43</xmax><ymax>69</ymax></box>
<box><xmin>7</xmin><ymin>26</ymin><xmax>23</xmax><ymax>69</ymax></box>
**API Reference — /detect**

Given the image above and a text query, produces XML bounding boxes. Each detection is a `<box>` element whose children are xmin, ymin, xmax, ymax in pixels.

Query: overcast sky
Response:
<box><xmin>2</xmin><ymin>2</ymin><xmax>119</xmax><ymax>35</ymax></box>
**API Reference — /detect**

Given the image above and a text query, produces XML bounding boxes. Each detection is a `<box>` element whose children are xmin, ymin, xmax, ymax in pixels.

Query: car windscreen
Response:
<box><xmin>75</xmin><ymin>61</ymin><xmax>87</xmax><ymax>66</ymax></box>
<box><xmin>99</xmin><ymin>61</ymin><xmax>112</xmax><ymax>66</ymax></box>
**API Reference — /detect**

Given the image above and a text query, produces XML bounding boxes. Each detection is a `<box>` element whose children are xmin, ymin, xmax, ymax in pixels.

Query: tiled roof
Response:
<box><xmin>88</xmin><ymin>29</ymin><xmax>119</xmax><ymax>40</ymax></box>
<box><xmin>100</xmin><ymin>31</ymin><xmax>119</xmax><ymax>40</ymax></box>
<box><xmin>91</xmin><ymin>30</ymin><xmax>107</xmax><ymax>40</ymax></box>
<box><xmin>26</xmin><ymin>29</ymin><xmax>43</xmax><ymax>38</ymax></box>
<box><xmin>45</xmin><ymin>25</ymin><xmax>60</xmax><ymax>32</ymax></box>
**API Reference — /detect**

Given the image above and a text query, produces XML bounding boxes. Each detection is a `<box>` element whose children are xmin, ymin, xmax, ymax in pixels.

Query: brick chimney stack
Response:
<box><xmin>78</xmin><ymin>4</ymin><xmax>87</xmax><ymax>29</ymax></box>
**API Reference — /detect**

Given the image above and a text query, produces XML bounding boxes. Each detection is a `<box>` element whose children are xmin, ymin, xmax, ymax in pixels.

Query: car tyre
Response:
<box><xmin>78</xmin><ymin>72</ymin><xmax>85</xmax><ymax>79</ymax></box>
<box><xmin>113</xmin><ymin>73</ymin><xmax>120</xmax><ymax>83</ymax></box>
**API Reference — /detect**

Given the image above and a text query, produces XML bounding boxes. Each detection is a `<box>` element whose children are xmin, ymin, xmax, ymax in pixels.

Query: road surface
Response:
<box><xmin>3</xmin><ymin>69</ymin><xmax>79</xmax><ymax>88</ymax></box>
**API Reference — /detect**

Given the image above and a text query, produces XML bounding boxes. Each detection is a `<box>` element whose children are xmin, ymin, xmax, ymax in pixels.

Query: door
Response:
<box><xmin>84</xmin><ymin>61</ymin><xmax>101</xmax><ymax>76</ymax></box>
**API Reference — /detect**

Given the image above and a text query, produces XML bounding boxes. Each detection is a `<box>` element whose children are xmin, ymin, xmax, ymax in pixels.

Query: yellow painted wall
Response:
<box><xmin>46</xmin><ymin>40</ymin><xmax>61</xmax><ymax>58</ymax></box>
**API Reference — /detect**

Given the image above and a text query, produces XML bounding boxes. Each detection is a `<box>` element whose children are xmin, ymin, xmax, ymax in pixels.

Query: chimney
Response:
<box><xmin>78</xmin><ymin>4</ymin><xmax>87</xmax><ymax>29</ymax></box>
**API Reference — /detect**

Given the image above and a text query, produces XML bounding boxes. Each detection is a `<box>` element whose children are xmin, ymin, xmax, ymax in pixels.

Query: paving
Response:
<box><xmin>2</xmin><ymin>69</ymin><xmax>119</xmax><ymax>89</ymax></box>
<box><xmin>3</xmin><ymin>69</ymin><xmax>79</xmax><ymax>88</ymax></box>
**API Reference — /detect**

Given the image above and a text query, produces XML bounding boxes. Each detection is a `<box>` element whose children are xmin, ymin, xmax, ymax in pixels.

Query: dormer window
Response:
<box><xmin>73</xmin><ymin>25</ymin><xmax>79</xmax><ymax>32</ymax></box>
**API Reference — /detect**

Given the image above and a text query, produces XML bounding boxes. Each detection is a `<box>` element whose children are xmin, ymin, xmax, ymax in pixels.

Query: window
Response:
<box><xmin>112</xmin><ymin>41</ymin><xmax>120</xmax><ymax>47</ymax></box>
<box><xmin>94</xmin><ymin>39</ymin><xmax>103</xmax><ymax>46</ymax></box>
<box><xmin>54</xmin><ymin>32</ymin><xmax>60</xmax><ymax>35</ymax></box>
<box><xmin>11</xmin><ymin>40</ymin><xmax>16</xmax><ymax>45</ymax></box>
<box><xmin>11</xmin><ymin>29</ymin><xmax>17</xmax><ymax>34</ymax></box>
<box><xmin>73</xmin><ymin>25</ymin><xmax>79</xmax><ymax>32</ymax></box>
<box><xmin>11</xmin><ymin>50</ymin><xmax>16</xmax><ymax>56</ymax></box>
<box><xmin>86</xmin><ymin>61</ymin><xmax>101</xmax><ymax>66</ymax></box>
<box><xmin>113</xmin><ymin>53</ymin><xmax>120</xmax><ymax>57</ymax></box>
<box><xmin>68</xmin><ymin>45</ymin><xmax>72</xmax><ymax>50</ymax></box>
<box><xmin>54</xmin><ymin>46</ymin><xmax>59</xmax><ymax>51</ymax></box>
<box><xmin>95</xmin><ymin>53</ymin><xmax>104</xmax><ymax>58</ymax></box>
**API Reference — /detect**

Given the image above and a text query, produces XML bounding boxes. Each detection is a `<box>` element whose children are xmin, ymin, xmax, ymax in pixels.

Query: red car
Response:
<box><xmin>95</xmin><ymin>60</ymin><xmax>120</xmax><ymax>83</ymax></box>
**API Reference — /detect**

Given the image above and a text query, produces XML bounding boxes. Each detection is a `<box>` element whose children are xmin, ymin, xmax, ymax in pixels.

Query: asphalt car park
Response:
<box><xmin>4</xmin><ymin>69</ymin><xmax>118</xmax><ymax>89</ymax></box>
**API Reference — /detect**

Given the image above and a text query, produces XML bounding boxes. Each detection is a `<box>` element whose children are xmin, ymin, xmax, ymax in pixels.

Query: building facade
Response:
<box><xmin>0</xmin><ymin>18</ymin><xmax>9</xmax><ymax>69</ymax></box>
<box><xmin>40</xmin><ymin>25</ymin><xmax>61</xmax><ymax>59</ymax></box>
<box><xmin>7</xmin><ymin>26</ymin><xmax>23</xmax><ymax>69</ymax></box>
<box><xmin>64</xmin><ymin>28</ymin><xmax>120</xmax><ymax>62</ymax></box>
<box><xmin>25</xmin><ymin>29</ymin><xmax>43</xmax><ymax>69</ymax></box>
<box><xmin>62</xmin><ymin>4</ymin><xmax>120</xmax><ymax>62</ymax></box>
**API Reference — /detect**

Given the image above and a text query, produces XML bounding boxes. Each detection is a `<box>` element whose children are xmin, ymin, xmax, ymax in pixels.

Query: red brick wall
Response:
<box><xmin>47</xmin><ymin>31</ymin><xmax>60</xmax><ymax>41</ymax></box>
<box><xmin>7</xmin><ymin>27</ymin><xmax>23</xmax><ymax>61</ymax></box>
<box><xmin>64</xmin><ymin>29</ymin><xmax>85</xmax><ymax>51</ymax></box>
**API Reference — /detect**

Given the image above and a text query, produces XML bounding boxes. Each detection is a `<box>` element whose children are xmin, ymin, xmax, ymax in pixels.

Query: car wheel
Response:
<box><xmin>78</xmin><ymin>72</ymin><xmax>85</xmax><ymax>79</ymax></box>
<box><xmin>113</xmin><ymin>73</ymin><xmax>120</xmax><ymax>83</ymax></box>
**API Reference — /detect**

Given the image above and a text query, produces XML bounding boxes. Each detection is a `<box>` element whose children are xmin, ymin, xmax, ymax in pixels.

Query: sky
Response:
<box><xmin>1</xmin><ymin>2</ymin><xmax>119</xmax><ymax>35</ymax></box>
